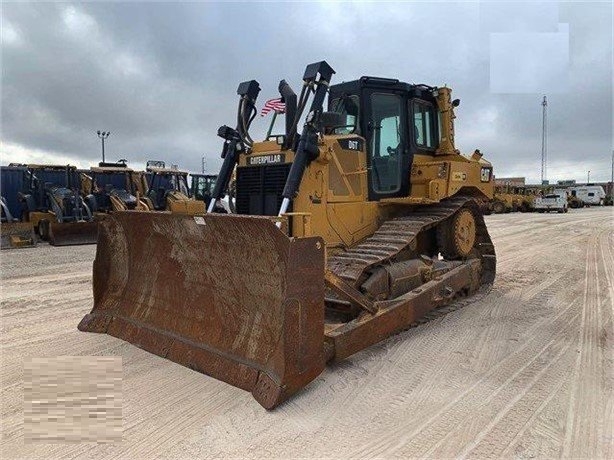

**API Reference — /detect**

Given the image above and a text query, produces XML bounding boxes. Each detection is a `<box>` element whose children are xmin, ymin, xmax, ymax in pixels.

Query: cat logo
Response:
<box><xmin>247</xmin><ymin>154</ymin><xmax>285</xmax><ymax>165</ymax></box>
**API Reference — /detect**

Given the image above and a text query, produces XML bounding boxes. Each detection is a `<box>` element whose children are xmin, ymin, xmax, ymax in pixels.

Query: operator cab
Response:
<box><xmin>328</xmin><ymin>77</ymin><xmax>440</xmax><ymax>201</ymax></box>
<box><xmin>190</xmin><ymin>174</ymin><xmax>218</xmax><ymax>206</ymax></box>
<box><xmin>145</xmin><ymin>168</ymin><xmax>191</xmax><ymax>210</ymax></box>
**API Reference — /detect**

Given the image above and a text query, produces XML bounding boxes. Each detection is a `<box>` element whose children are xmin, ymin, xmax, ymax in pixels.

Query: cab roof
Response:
<box><xmin>147</xmin><ymin>167</ymin><xmax>189</xmax><ymax>175</ymax></box>
<box><xmin>90</xmin><ymin>166</ymin><xmax>135</xmax><ymax>173</ymax></box>
<box><xmin>26</xmin><ymin>164</ymin><xmax>77</xmax><ymax>171</ymax></box>
<box><xmin>330</xmin><ymin>77</ymin><xmax>437</xmax><ymax>100</ymax></box>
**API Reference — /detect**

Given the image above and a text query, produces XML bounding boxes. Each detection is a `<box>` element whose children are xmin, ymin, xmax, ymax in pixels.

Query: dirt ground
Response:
<box><xmin>1</xmin><ymin>207</ymin><xmax>613</xmax><ymax>459</ymax></box>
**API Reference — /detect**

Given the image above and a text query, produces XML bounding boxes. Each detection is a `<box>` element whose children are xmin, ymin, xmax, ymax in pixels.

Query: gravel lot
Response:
<box><xmin>1</xmin><ymin>207</ymin><xmax>613</xmax><ymax>459</ymax></box>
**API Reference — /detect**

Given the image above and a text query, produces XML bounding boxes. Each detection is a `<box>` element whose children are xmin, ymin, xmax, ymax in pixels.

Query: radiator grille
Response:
<box><xmin>236</xmin><ymin>164</ymin><xmax>291</xmax><ymax>216</ymax></box>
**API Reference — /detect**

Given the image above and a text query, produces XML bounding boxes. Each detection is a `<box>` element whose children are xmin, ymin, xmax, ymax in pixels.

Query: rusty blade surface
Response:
<box><xmin>0</xmin><ymin>222</ymin><xmax>36</xmax><ymax>249</ymax></box>
<box><xmin>78</xmin><ymin>212</ymin><xmax>326</xmax><ymax>409</ymax></box>
<box><xmin>49</xmin><ymin>221</ymin><xmax>98</xmax><ymax>246</ymax></box>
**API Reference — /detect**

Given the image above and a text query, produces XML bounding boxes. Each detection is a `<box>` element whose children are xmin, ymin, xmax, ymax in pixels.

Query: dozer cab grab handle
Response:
<box><xmin>207</xmin><ymin>80</ymin><xmax>261</xmax><ymax>213</ymax></box>
<box><xmin>277</xmin><ymin>61</ymin><xmax>335</xmax><ymax>224</ymax></box>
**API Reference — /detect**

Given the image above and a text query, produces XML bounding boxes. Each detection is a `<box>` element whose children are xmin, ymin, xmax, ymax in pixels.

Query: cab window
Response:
<box><xmin>412</xmin><ymin>101</ymin><xmax>437</xmax><ymax>149</ymax></box>
<box><xmin>329</xmin><ymin>95</ymin><xmax>360</xmax><ymax>135</ymax></box>
<box><xmin>193</xmin><ymin>177</ymin><xmax>216</xmax><ymax>200</ymax></box>
<box><xmin>369</xmin><ymin>93</ymin><xmax>403</xmax><ymax>194</ymax></box>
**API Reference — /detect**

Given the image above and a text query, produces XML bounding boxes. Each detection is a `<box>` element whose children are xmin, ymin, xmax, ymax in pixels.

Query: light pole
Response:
<box><xmin>541</xmin><ymin>96</ymin><xmax>548</xmax><ymax>184</ymax></box>
<box><xmin>97</xmin><ymin>131</ymin><xmax>110</xmax><ymax>163</ymax></box>
<box><xmin>587</xmin><ymin>170</ymin><xmax>590</xmax><ymax>184</ymax></box>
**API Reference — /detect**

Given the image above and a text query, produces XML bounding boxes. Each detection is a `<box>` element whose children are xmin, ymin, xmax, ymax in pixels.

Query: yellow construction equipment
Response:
<box><xmin>491</xmin><ymin>185</ymin><xmax>532</xmax><ymax>213</ymax></box>
<box><xmin>142</xmin><ymin>162</ymin><xmax>205</xmax><ymax>215</ymax></box>
<box><xmin>1</xmin><ymin>165</ymin><xmax>36</xmax><ymax>249</ymax></box>
<box><xmin>81</xmin><ymin>163</ymin><xmax>149</xmax><ymax>214</ymax></box>
<box><xmin>19</xmin><ymin>165</ymin><xmax>97</xmax><ymax>246</ymax></box>
<box><xmin>79</xmin><ymin>62</ymin><xmax>496</xmax><ymax>409</ymax></box>
<box><xmin>1</xmin><ymin>197</ymin><xmax>36</xmax><ymax>249</ymax></box>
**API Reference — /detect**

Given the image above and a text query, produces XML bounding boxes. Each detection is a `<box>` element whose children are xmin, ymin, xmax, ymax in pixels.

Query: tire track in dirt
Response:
<box><xmin>324</xmin><ymin>295</ymin><xmax>487</xmax><ymax>417</ymax></box>
<box><xmin>600</xmin><ymin>227</ymin><xmax>614</xmax><ymax>460</ymax></box>
<box><xmin>439</xmin><ymin>339</ymin><xmax>574</xmax><ymax>459</ymax></box>
<box><xmin>455</xmin><ymin>299</ymin><xmax>580</xmax><ymax>458</ymax></box>
<box><xmin>0</xmin><ymin>244</ymin><xmax>95</xmax><ymax>280</ymax></box>
<box><xmin>403</xmin><ymin>224</ymin><xmax>607</xmax><ymax>458</ymax></box>
<box><xmin>496</xmin><ymin>376</ymin><xmax>567</xmax><ymax>458</ymax></box>
<box><xmin>562</xmin><ymin>229</ymin><xmax>612</xmax><ymax>458</ymax></box>
<box><xmin>350</xmin><ymin>288</ymin><xmax>581</xmax><ymax>458</ymax></box>
<box><xmin>496</xmin><ymin>225</ymin><xmax>592</xmax><ymax>272</ymax></box>
<box><xmin>286</xmin><ymin>286</ymin><xmax>502</xmax><ymax>452</ymax></box>
<box><xmin>273</xmin><ymin>282</ymin><xmax>496</xmax><ymax>435</ymax></box>
<box><xmin>393</xmin><ymin>307</ymin><xmax>580</xmax><ymax>459</ymax></box>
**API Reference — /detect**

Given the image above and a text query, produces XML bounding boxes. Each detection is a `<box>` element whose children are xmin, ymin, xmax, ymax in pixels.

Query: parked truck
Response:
<box><xmin>533</xmin><ymin>189</ymin><xmax>569</xmax><ymax>213</ymax></box>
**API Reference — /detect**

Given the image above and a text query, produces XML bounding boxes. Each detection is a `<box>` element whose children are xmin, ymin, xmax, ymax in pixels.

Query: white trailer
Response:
<box><xmin>569</xmin><ymin>186</ymin><xmax>606</xmax><ymax>206</ymax></box>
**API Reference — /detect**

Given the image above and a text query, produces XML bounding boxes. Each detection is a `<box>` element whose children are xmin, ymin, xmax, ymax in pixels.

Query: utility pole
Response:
<box><xmin>201</xmin><ymin>156</ymin><xmax>206</xmax><ymax>174</ymax></box>
<box><xmin>587</xmin><ymin>170</ymin><xmax>590</xmax><ymax>184</ymax></box>
<box><xmin>97</xmin><ymin>131</ymin><xmax>110</xmax><ymax>163</ymax></box>
<box><xmin>541</xmin><ymin>96</ymin><xmax>548</xmax><ymax>184</ymax></box>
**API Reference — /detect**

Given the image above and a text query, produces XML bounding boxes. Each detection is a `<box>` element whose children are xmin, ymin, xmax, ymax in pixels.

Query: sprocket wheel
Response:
<box><xmin>437</xmin><ymin>207</ymin><xmax>477</xmax><ymax>259</ymax></box>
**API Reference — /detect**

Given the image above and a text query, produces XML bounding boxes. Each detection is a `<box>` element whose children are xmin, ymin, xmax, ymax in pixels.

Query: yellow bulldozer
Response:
<box><xmin>79</xmin><ymin>61</ymin><xmax>496</xmax><ymax>409</ymax></box>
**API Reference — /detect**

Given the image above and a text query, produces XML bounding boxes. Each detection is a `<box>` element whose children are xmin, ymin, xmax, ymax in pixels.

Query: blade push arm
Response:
<box><xmin>277</xmin><ymin>61</ymin><xmax>335</xmax><ymax>222</ymax></box>
<box><xmin>207</xmin><ymin>80</ymin><xmax>261</xmax><ymax>213</ymax></box>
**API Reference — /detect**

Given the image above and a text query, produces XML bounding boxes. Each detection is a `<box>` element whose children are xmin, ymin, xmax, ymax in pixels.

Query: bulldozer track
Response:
<box><xmin>327</xmin><ymin>195</ymin><xmax>496</xmax><ymax>288</ymax></box>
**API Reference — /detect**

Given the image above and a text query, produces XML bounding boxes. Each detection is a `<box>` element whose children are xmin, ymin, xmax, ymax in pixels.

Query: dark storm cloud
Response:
<box><xmin>1</xmin><ymin>1</ymin><xmax>612</xmax><ymax>182</ymax></box>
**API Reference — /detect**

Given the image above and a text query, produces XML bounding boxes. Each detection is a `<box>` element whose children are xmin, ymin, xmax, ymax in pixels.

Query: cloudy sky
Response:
<box><xmin>1</xmin><ymin>1</ymin><xmax>612</xmax><ymax>183</ymax></box>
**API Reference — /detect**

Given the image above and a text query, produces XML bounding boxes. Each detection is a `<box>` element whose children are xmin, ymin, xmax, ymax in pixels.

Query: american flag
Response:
<box><xmin>260</xmin><ymin>98</ymin><xmax>286</xmax><ymax>117</ymax></box>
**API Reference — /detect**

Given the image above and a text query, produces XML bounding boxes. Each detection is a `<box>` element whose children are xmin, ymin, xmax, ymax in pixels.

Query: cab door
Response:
<box><xmin>363</xmin><ymin>90</ymin><xmax>411</xmax><ymax>200</ymax></box>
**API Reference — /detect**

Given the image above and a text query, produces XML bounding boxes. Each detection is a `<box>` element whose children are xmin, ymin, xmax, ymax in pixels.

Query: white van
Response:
<box><xmin>570</xmin><ymin>186</ymin><xmax>606</xmax><ymax>206</ymax></box>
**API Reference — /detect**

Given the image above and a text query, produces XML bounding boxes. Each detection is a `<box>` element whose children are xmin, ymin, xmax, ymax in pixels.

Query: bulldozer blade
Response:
<box><xmin>0</xmin><ymin>222</ymin><xmax>36</xmax><ymax>249</ymax></box>
<box><xmin>78</xmin><ymin>212</ymin><xmax>326</xmax><ymax>409</ymax></box>
<box><xmin>49</xmin><ymin>221</ymin><xmax>98</xmax><ymax>246</ymax></box>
